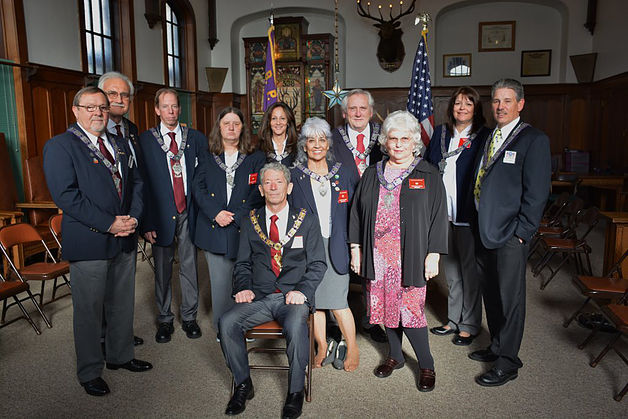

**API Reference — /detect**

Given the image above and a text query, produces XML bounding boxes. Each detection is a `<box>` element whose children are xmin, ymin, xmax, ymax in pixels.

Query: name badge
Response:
<box><xmin>338</xmin><ymin>190</ymin><xmax>349</xmax><ymax>203</ymax></box>
<box><xmin>409</xmin><ymin>178</ymin><xmax>425</xmax><ymax>189</ymax></box>
<box><xmin>292</xmin><ymin>236</ymin><xmax>303</xmax><ymax>249</ymax></box>
<box><xmin>503</xmin><ymin>150</ymin><xmax>517</xmax><ymax>164</ymax></box>
<box><xmin>458</xmin><ymin>138</ymin><xmax>470</xmax><ymax>148</ymax></box>
<box><xmin>248</xmin><ymin>173</ymin><xmax>258</xmax><ymax>185</ymax></box>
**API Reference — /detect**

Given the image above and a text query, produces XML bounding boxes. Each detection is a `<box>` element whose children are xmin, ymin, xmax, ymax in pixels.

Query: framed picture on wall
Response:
<box><xmin>521</xmin><ymin>49</ymin><xmax>552</xmax><ymax>77</ymax></box>
<box><xmin>443</xmin><ymin>54</ymin><xmax>472</xmax><ymax>77</ymax></box>
<box><xmin>478</xmin><ymin>21</ymin><xmax>516</xmax><ymax>52</ymax></box>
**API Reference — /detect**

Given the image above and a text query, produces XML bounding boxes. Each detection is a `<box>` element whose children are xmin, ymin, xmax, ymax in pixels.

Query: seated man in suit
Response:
<box><xmin>219</xmin><ymin>162</ymin><xmax>326</xmax><ymax>418</ymax></box>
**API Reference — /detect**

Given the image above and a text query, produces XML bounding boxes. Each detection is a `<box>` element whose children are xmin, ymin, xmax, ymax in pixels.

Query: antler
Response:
<box><xmin>356</xmin><ymin>0</ymin><xmax>416</xmax><ymax>24</ymax></box>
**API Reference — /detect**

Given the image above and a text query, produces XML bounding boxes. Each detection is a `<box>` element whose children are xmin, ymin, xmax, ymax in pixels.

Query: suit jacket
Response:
<box><xmin>424</xmin><ymin>124</ymin><xmax>490</xmax><ymax>224</ymax></box>
<box><xmin>233</xmin><ymin>206</ymin><xmax>327</xmax><ymax>306</ymax></box>
<box><xmin>331</xmin><ymin>121</ymin><xmax>384</xmax><ymax>186</ymax></box>
<box><xmin>262</xmin><ymin>150</ymin><xmax>296</xmax><ymax>168</ymax></box>
<box><xmin>43</xmin><ymin>124</ymin><xmax>143</xmax><ymax>261</ymax></box>
<box><xmin>471</xmin><ymin>121</ymin><xmax>551</xmax><ymax>249</ymax></box>
<box><xmin>138</xmin><ymin>126</ymin><xmax>207</xmax><ymax>246</ymax></box>
<box><xmin>193</xmin><ymin>149</ymin><xmax>265</xmax><ymax>259</ymax></box>
<box><xmin>349</xmin><ymin>158</ymin><xmax>448</xmax><ymax>287</ymax></box>
<box><xmin>288</xmin><ymin>162</ymin><xmax>357</xmax><ymax>275</ymax></box>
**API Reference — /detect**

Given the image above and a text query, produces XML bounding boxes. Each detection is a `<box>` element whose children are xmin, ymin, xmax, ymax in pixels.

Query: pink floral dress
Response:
<box><xmin>367</xmin><ymin>166</ymin><xmax>427</xmax><ymax>328</ymax></box>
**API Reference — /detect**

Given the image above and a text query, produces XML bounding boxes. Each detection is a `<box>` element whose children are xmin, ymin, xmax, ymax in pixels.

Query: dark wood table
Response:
<box><xmin>600</xmin><ymin>212</ymin><xmax>628</xmax><ymax>276</ymax></box>
<box><xmin>552</xmin><ymin>174</ymin><xmax>626</xmax><ymax>210</ymax></box>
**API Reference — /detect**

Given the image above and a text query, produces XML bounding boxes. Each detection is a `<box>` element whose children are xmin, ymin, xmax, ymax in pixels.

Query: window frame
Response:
<box><xmin>78</xmin><ymin>0</ymin><xmax>121</xmax><ymax>75</ymax></box>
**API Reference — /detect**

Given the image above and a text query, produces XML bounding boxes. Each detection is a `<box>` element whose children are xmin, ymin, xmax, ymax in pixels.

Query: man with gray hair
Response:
<box><xmin>98</xmin><ymin>71</ymin><xmax>144</xmax><ymax>347</ymax></box>
<box><xmin>469</xmin><ymin>78</ymin><xmax>551</xmax><ymax>386</ymax></box>
<box><xmin>219</xmin><ymin>162</ymin><xmax>326</xmax><ymax>418</ymax></box>
<box><xmin>331</xmin><ymin>88</ymin><xmax>387</xmax><ymax>343</ymax></box>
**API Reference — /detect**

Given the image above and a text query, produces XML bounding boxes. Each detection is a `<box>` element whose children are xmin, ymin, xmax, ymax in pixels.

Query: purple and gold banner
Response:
<box><xmin>263</xmin><ymin>25</ymin><xmax>278</xmax><ymax>111</ymax></box>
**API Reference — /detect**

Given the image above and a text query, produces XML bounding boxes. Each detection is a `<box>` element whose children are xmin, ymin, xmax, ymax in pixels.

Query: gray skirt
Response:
<box><xmin>315</xmin><ymin>238</ymin><xmax>349</xmax><ymax>310</ymax></box>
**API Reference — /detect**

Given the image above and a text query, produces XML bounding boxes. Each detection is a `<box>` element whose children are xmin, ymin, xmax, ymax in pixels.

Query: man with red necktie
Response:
<box><xmin>44</xmin><ymin>86</ymin><xmax>151</xmax><ymax>397</ymax></box>
<box><xmin>139</xmin><ymin>88</ymin><xmax>207</xmax><ymax>344</ymax></box>
<box><xmin>331</xmin><ymin>88</ymin><xmax>387</xmax><ymax>343</ymax></box>
<box><xmin>219</xmin><ymin>162</ymin><xmax>326</xmax><ymax>418</ymax></box>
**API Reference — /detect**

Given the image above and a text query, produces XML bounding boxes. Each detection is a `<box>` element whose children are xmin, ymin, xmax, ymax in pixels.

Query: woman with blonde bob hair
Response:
<box><xmin>349</xmin><ymin>110</ymin><xmax>448</xmax><ymax>391</ymax></box>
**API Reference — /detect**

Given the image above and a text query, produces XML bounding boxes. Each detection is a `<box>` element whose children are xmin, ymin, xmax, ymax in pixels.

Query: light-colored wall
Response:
<box><xmin>24</xmin><ymin>0</ymin><xmax>82</xmax><ymax>70</ymax></box>
<box><xmin>134</xmin><ymin>0</ymin><xmax>163</xmax><ymax>85</ymax></box>
<box><xmin>592</xmin><ymin>0</ymin><xmax>628</xmax><ymax>80</ymax></box>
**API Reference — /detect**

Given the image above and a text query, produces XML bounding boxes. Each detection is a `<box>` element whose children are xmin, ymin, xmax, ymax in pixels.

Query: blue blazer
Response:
<box><xmin>425</xmin><ymin>124</ymin><xmax>490</xmax><ymax>224</ymax></box>
<box><xmin>233</xmin><ymin>206</ymin><xmax>327</xmax><ymax>306</ymax></box>
<box><xmin>43</xmin><ymin>124</ymin><xmax>143</xmax><ymax>261</ymax></box>
<box><xmin>289</xmin><ymin>162</ymin><xmax>357</xmax><ymax>275</ymax></box>
<box><xmin>193</xmin><ymin>150</ymin><xmax>265</xmax><ymax>259</ymax></box>
<box><xmin>138</xmin><ymin>126</ymin><xmax>207</xmax><ymax>247</ymax></box>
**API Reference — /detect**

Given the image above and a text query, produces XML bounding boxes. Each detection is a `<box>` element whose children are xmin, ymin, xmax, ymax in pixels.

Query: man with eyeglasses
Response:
<box><xmin>98</xmin><ymin>71</ymin><xmax>145</xmax><ymax>347</ymax></box>
<box><xmin>43</xmin><ymin>86</ymin><xmax>152</xmax><ymax>397</ymax></box>
<box><xmin>139</xmin><ymin>88</ymin><xmax>207</xmax><ymax>343</ymax></box>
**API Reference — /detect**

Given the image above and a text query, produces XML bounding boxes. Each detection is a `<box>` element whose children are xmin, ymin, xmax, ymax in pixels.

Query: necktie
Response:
<box><xmin>114</xmin><ymin>124</ymin><xmax>123</xmax><ymax>138</ymax></box>
<box><xmin>167</xmin><ymin>132</ymin><xmax>186</xmax><ymax>213</ymax></box>
<box><xmin>355</xmin><ymin>133</ymin><xmax>366</xmax><ymax>176</ymax></box>
<box><xmin>269</xmin><ymin>214</ymin><xmax>281</xmax><ymax>277</ymax></box>
<box><xmin>473</xmin><ymin>129</ymin><xmax>502</xmax><ymax>202</ymax></box>
<box><xmin>98</xmin><ymin>137</ymin><xmax>122</xmax><ymax>199</ymax></box>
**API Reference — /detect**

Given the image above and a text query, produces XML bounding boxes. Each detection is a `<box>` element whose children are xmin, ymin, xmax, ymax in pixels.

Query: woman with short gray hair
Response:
<box><xmin>289</xmin><ymin>117</ymin><xmax>360</xmax><ymax>371</ymax></box>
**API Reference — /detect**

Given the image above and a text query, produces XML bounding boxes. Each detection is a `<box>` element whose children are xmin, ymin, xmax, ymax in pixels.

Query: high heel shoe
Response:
<box><xmin>321</xmin><ymin>338</ymin><xmax>338</xmax><ymax>367</ymax></box>
<box><xmin>333</xmin><ymin>340</ymin><xmax>347</xmax><ymax>370</ymax></box>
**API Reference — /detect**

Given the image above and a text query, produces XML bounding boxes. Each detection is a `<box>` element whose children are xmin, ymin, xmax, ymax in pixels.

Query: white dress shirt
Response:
<box><xmin>265</xmin><ymin>203</ymin><xmax>290</xmax><ymax>254</ymax></box>
<box><xmin>78</xmin><ymin>122</ymin><xmax>122</xmax><ymax>181</ymax></box>
<box><xmin>160</xmin><ymin>122</ymin><xmax>188</xmax><ymax>194</ymax></box>
<box><xmin>273</xmin><ymin>137</ymin><xmax>287</xmax><ymax>156</ymax></box>
<box><xmin>224</xmin><ymin>150</ymin><xmax>238</xmax><ymax>204</ymax></box>
<box><xmin>310</xmin><ymin>178</ymin><xmax>331</xmax><ymax>238</ymax></box>
<box><xmin>347</xmin><ymin>124</ymin><xmax>371</xmax><ymax>166</ymax></box>
<box><xmin>443</xmin><ymin>125</ymin><xmax>471</xmax><ymax>226</ymax></box>
<box><xmin>107</xmin><ymin>118</ymin><xmax>137</xmax><ymax>163</ymax></box>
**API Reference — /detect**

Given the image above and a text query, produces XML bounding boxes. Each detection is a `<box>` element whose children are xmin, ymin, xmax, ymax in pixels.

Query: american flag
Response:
<box><xmin>406</xmin><ymin>29</ymin><xmax>434</xmax><ymax>147</ymax></box>
<box><xmin>263</xmin><ymin>25</ymin><xmax>278</xmax><ymax>111</ymax></box>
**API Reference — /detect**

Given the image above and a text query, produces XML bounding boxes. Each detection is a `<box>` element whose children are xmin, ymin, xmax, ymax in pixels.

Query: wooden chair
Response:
<box><xmin>529</xmin><ymin>197</ymin><xmax>584</xmax><ymax>261</ymax></box>
<box><xmin>231</xmin><ymin>314</ymin><xmax>315</xmax><ymax>402</ymax></box>
<box><xmin>539</xmin><ymin>191</ymin><xmax>571</xmax><ymax>228</ymax></box>
<box><xmin>532</xmin><ymin>206</ymin><xmax>600</xmax><ymax>290</ymax></box>
<box><xmin>578</xmin><ymin>290</ymin><xmax>628</xmax><ymax>402</ymax></box>
<box><xmin>0</xmin><ymin>269</ymin><xmax>44</xmax><ymax>334</ymax></box>
<box><xmin>0</xmin><ymin>223</ymin><xmax>70</xmax><ymax>325</ymax></box>
<box><xmin>563</xmin><ymin>248</ymin><xmax>628</xmax><ymax>328</ymax></box>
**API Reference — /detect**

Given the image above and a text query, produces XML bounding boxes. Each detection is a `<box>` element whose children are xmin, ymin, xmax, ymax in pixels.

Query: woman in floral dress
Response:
<box><xmin>349</xmin><ymin>110</ymin><xmax>448</xmax><ymax>392</ymax></box>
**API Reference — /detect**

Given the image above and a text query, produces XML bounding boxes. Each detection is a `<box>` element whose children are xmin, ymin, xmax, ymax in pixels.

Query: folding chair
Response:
<box><xmin>563</xmin><ymin>248</ymin><xmax>628</xmax><ymax>328</ymax></box>
<box><xmin>231</xmin><ymin>313</ymin><xmax>315</xmax><ymax>402</ymax></box>
<box><xmin>528</xmin><ymin>197</ymin><xmax>584</xmax><ymax>261</ymax></box>
<box><xmin>0</xmin><ymin>270</ymin><xmax>43</xmax><ymax>334</ymax></box>
<box><xmin>539</xmin><ymin>191</ymin><xmax>570</xmax><ymax>228</ymax></box>
<box><xmin>0</xmin><ymin>223</ymin><xmax>70</xmax><ymax>325</ymax></box>
<box><xmin>47</xmin><ymin>214</ymin><xmax>72</xmax><ymax>300</ymax></box>
<box><xmin>532</xmin><ymin>207</ymin><xmax>600</xmax><ymax>290</ymax></box>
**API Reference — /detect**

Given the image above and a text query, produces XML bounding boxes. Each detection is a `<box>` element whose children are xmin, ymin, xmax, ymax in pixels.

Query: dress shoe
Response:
<box><xmin>374</xmin><ymin>358</ymin><xmax>404</xmax><ymax>378</ymax></box>
<box><xmin>468</xmin><ymin>348</ymin><xmax>499</xmax><ymax>362</ymax></box>
<box><xmin>429</xmin><ymin>325</ymin><xmax>457</xmax><ymax>336</ymax></box>
<box><xmin>182</xmin><ymin>320</ymin><xmax>202</xmax><ymax>339</ymax></box>
<box><xmin>364</xmin><ymin>325</ymin><xmax>388</xmax><ymax>343</ymax></box>
<box><xmin>106</xmin><ymin>358</ymin><xmax>153</xmax><ymax>372</ymax></box>
<box><xmin>475</xmin><ymin>368</ymin><xmax>518</xmax><ymax>387</ymax></box>
<box><xmin>417</xmin><ymin>368</ymin><xmax>436</xmax><ymax>392</ymax></box>
<box><xmin>322</xmin><ymin>338</ymin><xmax>339</xmax><ymax>367</ymax></box>
<box><xmin>452</xmin><ymin>333</ymin><xmax>476</xmax><ymax>346</ymax></box>
<box><xmin>134</xmin><ymin>335</ymin><xmax>144</xmax><ymax>346</ymax></box>
<box><xmin>81</xmin><ymin>377</ymin><xmax>110</xmax><ymax>396</ymax></box>
<box><xmin>225</xmin><ymin>377</ymin><xmax>254</xmax><ymax>415</ymax></box>
<box><xmin>282</xmin><ymin>389</ymin><xmax>304</xmax><ymax>419</ymax></box>
<box><xmin>155</xmin><ymin>322</ymin><xmax>174</xmax><ymax>343</ymax></box>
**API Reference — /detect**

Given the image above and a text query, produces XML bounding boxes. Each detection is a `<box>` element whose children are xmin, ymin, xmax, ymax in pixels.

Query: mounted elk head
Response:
<box><xmin>357</xmin><ymin>0</ymin><xmax>416</xmax><ymax>72</ymax></box>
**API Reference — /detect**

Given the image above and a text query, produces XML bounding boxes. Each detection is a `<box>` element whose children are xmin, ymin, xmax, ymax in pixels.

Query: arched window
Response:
<box><xmin>164</xmin><ymin>1</ymin><xmax>183</xmax><ymax>88</ymax></box>
<box><xmin>80</xmin><ymin>0</ymin><xmax>118</xmax><ymax>74</ymax></box>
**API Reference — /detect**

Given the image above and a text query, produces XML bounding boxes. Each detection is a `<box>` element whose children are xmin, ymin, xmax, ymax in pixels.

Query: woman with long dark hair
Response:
<box><xmin>258</xmin><ymin>102</ymin><xmax>298</xmax><ymax>167</ymax></box>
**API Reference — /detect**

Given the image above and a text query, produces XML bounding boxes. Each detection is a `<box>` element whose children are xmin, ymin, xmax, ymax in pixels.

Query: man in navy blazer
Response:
<box><xmin>469</xmin><ymin>79</ymin><xmax>551</xmax><ymax>387</ymax></box>
<box><xmin>139</xmin><ymin>88</ymin><xmax>207</xmax><ymax>343</ymax></box>
<box><xmin>44</xmin><ymin>86</ymin><xmax>152</xmax><ymax>397</ymax></box>
<box><xmin>330</xmin><ymin>88</ymin><xmax>386</xmax><ymax>343</ymax></box>
<box><xmin>219</xmin><ymin>162</ymin><xmax>326</xmax><ymax>418</ymax></box>
<box><xmin>98</xmin><ymin>71</ymin><xmax>144</xmax><ymax>347</ymax></box>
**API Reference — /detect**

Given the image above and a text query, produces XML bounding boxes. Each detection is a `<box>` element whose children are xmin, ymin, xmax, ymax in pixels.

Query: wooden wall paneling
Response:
<box><xmin>195</xmin><ymin>91</ymin><xmax>213</xmax><ymax>136</ymax></box>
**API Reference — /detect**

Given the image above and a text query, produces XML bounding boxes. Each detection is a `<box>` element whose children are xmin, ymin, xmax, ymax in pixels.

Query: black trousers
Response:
<box><xmin>476</xmin><ymin>235</ymin><xmax>529</xmax><ymax>372</ymax></box>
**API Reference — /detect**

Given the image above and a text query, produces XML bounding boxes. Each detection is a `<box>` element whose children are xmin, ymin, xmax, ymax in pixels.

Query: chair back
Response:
<box><xmin>0</xmin><ymin>223</ymin><xmax>42</xmax><ymax>250</ymax></box>
<box><xmin>0</xmin><ymin>133</ymin><xmax>18</xmax><ymax>212</ymax></box>
<box><xmin>49</xmin><ymin>214</ymin><xmax>63</xmax><ymax>249</ymax></box>
<box><xmin>606</xmin><ymin>248</ymin><xmax>628</xmax><ymax>279</ymax></box>
<box><xmin>544</xmin><ymin>192</ymin><xmax>570</xmax><ymax>225</ymax></box>
<box><xmin>577</xmin><ymin>207</ymin><xmax>600</xmax><ymax>242</ymax></box>
<box><xmin>23</xmin><ymin>155</ymin><xmax>57</xmax><ymax>227</ymax></box>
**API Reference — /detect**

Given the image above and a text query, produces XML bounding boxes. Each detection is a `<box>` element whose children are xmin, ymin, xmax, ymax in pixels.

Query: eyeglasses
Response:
<box><xmin>105</xmin><ymin>91</ymin><xmax>131</xmax><ymax>99</ymax></box>
<box><xmin>76</xmin><ymin>104</ymin><xmax>111</xmax><ymax>113</ymax></box>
